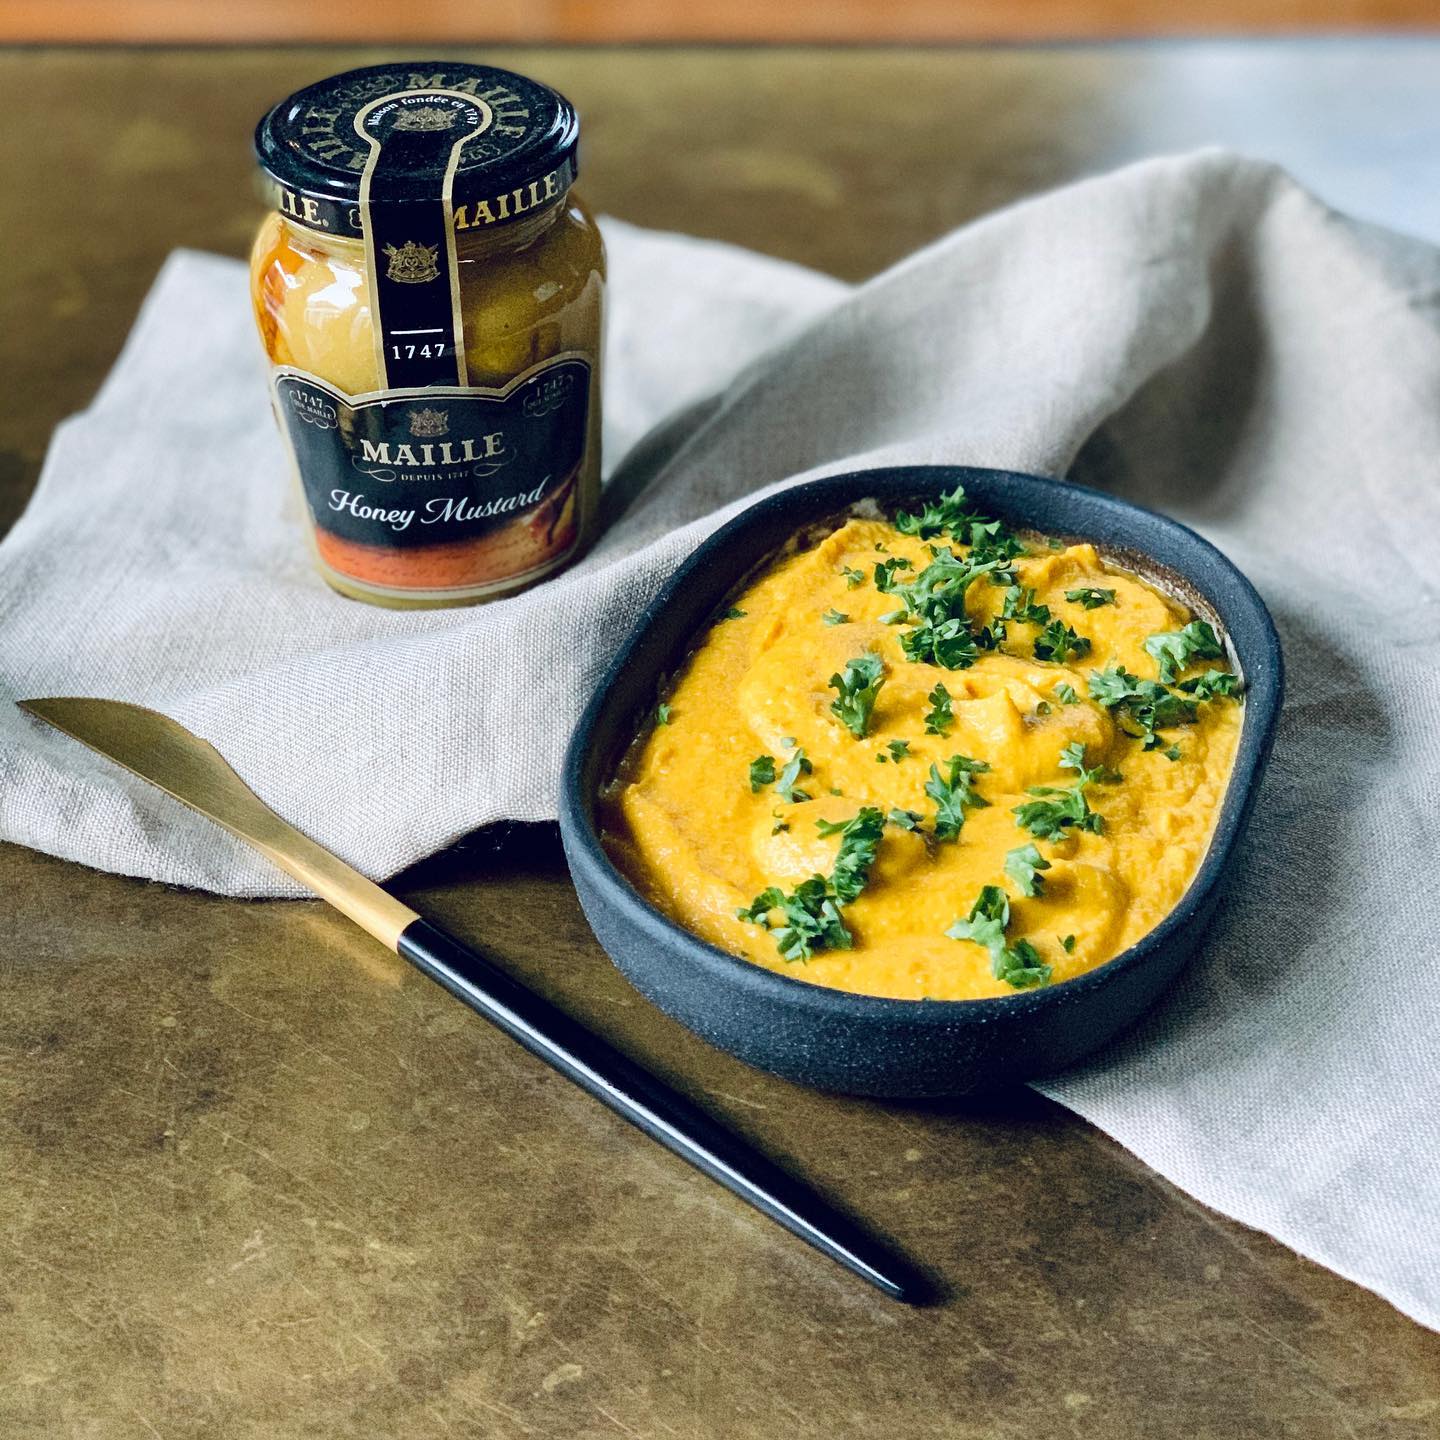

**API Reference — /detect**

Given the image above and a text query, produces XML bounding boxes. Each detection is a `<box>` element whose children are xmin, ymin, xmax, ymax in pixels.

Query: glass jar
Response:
<box><xmin>250</xmin><ymin>63</ymin><xmax>605</xmax><ymax>608</ymax></box>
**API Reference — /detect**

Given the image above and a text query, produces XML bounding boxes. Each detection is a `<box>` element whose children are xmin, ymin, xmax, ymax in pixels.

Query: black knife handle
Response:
<box><xmin>396</xmin><ymin>917</ymin><xmax>925</xmax><ymax>1302</ymax></box>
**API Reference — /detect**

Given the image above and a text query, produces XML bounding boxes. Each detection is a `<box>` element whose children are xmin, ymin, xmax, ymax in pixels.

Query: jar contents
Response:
<box><xmin>251</xmin><ymin>63</ymin><xmax>605</xmax><ymax>608</ymax></box>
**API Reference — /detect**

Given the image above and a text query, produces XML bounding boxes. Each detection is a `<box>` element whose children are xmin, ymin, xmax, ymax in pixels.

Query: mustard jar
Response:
<box><xmin>251</xmin><ymin>62</ymin><xmax>605</xmax><ymax>607</ymax></box>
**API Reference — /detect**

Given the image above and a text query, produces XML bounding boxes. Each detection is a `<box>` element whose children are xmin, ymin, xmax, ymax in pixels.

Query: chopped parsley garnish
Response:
<box><xmin>1033</xmin><ymin>619</ymin><xmax>1092</xmax><ymax>664</ymax></box>
<box><xmin>1013</xmin><ymin>743</ymin><xmax>1107</xmax><ymax>839</ymax></box>
<box><xmin>1054</xmin><ymin>682</ymin><xmax>1079</xmax><ymax>705</ymax></box>
<box><xmin>738</xmin><ymin>807</ymin><xmax>889</xmax><ymax>960</ymax></box>
<box><xmin>829</xmin><ymin>654</ymin><xmax>886</xmax><ymax>739</ymax></box>
<box><xmin>770</xmin><ymin>815</ymin><xmax>790</xmax><ymax>835</ymax></box>
<box><xmin>749</xmin><ymin>755</ymin><xmax>776</xmax><ymax>792</ymax></box>
<box><xmin>900</xmin><ymin>614</ymin><xmax>979</xmax><ymax>670</ymax></box>
<box><xmin>1144</xmin><ymin>620</ymin><xmax>1223</xmax><ymax>683</ymax></box>
<box><xmin>1087</xmin><ymin>664</ymin><xmax>1197</xmax><ymax>750</ymax></box>
<box><xmin>815</xmin><ymin>807</ymin><xmax>887</xmax><ymax>903</ymax></box>
<box><xmin>875</xmin><ymin>739</ymin><xmax>910</xmax><ymax>765</ymax></box>
<box><xmin>841</xmin><ymin>566</ymin><xmax>866</xmax><ymax>589</ymax></box>
<box><xmin>822</xmin><ymin>608</ymin><xmax>850</xmax><ymax>625</ymax></box>
<box><xmin>888</xmin><ymin>808</ymin><xmax>924</xmax><ymax>831</ymax></box>
<box><xmin>1060</xmin><ymin>934</ymin><xmax>1076</xmax><ymax>953</ymax></box>
<box><xmin>873</xmin><ymin>556</ymin><xmax>914</xmax><ymax>591</ymax></box>
<box><xmin>1001</xmin><ymin>585</ymin><xmax>1051</xmax><ymax>627</ymax></box>
<box><xmin>655</xmin><ymin>703</ymin><xmax>673</xmax><ymax>725</ymax></box>
<box><xmin>719</xmin><ymin>606</ymin><xmax>747</xmax><ymax>621</ymax></box>
<box><xmin>1004</xmin><ymin>842</ymin><xmax>1051</xmax><ymax>897</ymax></box>
<box><xmin>775</xmin><ymin>748</ymin><xmax>813</xmax><ymax>802</ymax></box>
<box><xmin>738</xmin><ymin>879</ymin><xmax>851</xmax><ymax>963</ymax></box>
<box><xmin>924</xmin><ymin>682</ymin><xmax>954</xmax><ymax>735</ymax></box>
<box><xmin>1164</xmin><ymin>744</ymin><xmax>1183</xmax><ymax>762</ymax></box>
<box><xmin>1066</xmin><ymin>587</ymin><xmax>1116</xmax><ymax>609</ymax></box>
<box><xmin>946</xmin><ymin>886</ymin><xmax>1051</xmax><ymax>989</ymax></box>
<box><xmin>1178</xmin><ymin>669</ymin><xmax>1242</xmax><ymax>701</ymax></box>
<box><xmin>893</xmin><ymin>484</ymin><xmax>981</xmax><ymax>541</ymax></box>
<box><xmin>925</xmin><ymin>753</ymin><xmax>991</xmax><ymax>841</ymax></box>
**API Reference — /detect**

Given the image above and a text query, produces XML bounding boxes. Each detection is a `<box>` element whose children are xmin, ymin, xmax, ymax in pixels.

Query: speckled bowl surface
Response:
<box><xmin>559</xmin><ymin>466</ymin><xmax>1282</xmax><ymax>1097</ymax></box>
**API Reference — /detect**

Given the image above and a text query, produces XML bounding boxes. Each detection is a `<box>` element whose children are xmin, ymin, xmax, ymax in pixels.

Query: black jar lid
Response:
<box><xmin>254</xmin><ymin>61</ymin><xmax>580</xmax><ymax>238</ymax></box>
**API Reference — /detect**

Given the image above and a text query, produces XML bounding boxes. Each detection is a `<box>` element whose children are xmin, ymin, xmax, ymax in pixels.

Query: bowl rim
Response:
<box><xmin>560</xmin><ymin>464</ymin><xmax>1283</xmax><ymax>1025</ymax></box>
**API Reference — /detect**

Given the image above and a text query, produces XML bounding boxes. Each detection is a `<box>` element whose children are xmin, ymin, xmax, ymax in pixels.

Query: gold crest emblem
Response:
<box><xmin>383</xmin><ymin>240</ymin><xmax>440</xmax><ymax>284</ymax></box>
<box><xmin>393</xmin><ymin>105</ymin><xmax>460</xmax><ymax>133</ymax></box>
<box><xmin>408</xmin><ymin>407</ymin><xmax>449</xmax><ymax>438</ymax></box>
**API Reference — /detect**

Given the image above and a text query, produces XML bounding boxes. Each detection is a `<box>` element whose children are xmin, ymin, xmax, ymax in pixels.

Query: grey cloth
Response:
<box><xmin>2</xmin><ymin>151</ymin><xmax>1437</xmax><ymax>1329</ymax></box>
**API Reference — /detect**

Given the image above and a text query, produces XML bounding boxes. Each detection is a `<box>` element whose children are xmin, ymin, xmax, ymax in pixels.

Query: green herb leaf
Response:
<box><xmin>1054</xmin><ymin>682</ymin><xmax>1079</xmax><ymax>705</ymax></box>
<box><xmin>736</xmin><ymin>878</ymin><xmax>852</xmax><ymax>963</ymax></box>
<box><xmin>1004</xmin><ymin>842</ymin><xmax>1051</xmax><ymax>897</ymax></box>
<box><xmin>946</xmin><ymin>884</ymin><xmax>1009</xmax><ymax>952</ymax></box>
<box><xmin>748</xmin><ymin>755</ymin><xmax>776</xmax><ymax>792</ymax></box>
<box><xmin>888</xmin><ymin>808</ymin><xmax>924</xmax><ymax>831</ymax></box>
<box><xmin>886</xmin><ymin>739</ymin><xmax>910</xmax><ymax>763</ymax></box>
<box><xmin>719</xmin><ymin>606</ymin><xmax>747</xmax><ymax>621</ymax></box>
<box><xmin>925</xmin><ymin>753</ymin><xmax>991</xmax><ymax>842</ymax></box>
<box><xmin>841</xmin><ymin>566</ymin><xmax>865</xmax><ymax>589</ymax></box>
<box><xmin>1060</xmin><ymin>934</ymin><xmax>1076</xmax><ymax>953</ymax></box>
<box><xmin>739</xmin><ymin>806</ymin><xmax>891</xmax><ymax>961</ymax></box>
<box><xmin>1087</xmin><ymin>664</ymin><xmax>1198</xmax><ymax>750</ymax></box>
<box><xmin>1001</xmin><ymin>585</ymin><xmax>1051</xmax><ymax>627</ymax></box>
<box><xmin>816</xmin><ymin>807</ymin><xmax>887</xmax><ymax>904</ymax></box>
<box><xmin>829</xmin><ymin>654</ymin><xmax>886</xmax><ymax>739</ymax></box>
<box><xmin>900</xmin><ymin>615</ymin><xmax>979</xmax><ymax>669</ymax></box>
<box><xmin>1144</xmin><ymin>620</ymin><xmax>1223</xmax><ymax>683</ymax></box>
<box><xmin>775</xmin><ymin>747</ymin><xmax>813</xmax><ymax>802</ymax></box>
<box><xmin>1178</xmin><ymin>669</ymin><xmax>1242</xmax><ymax>701</ymax></box>
<box><xmin>946</xmin><ymin>885</ymin><xmax>1051</xmax><ymax>989</ymax></box>
<box><xmin>873</xmin><ymin>556</ymin><xmax>915</xmax><ymax>592</ymax></box>
<box><xmin>655</xmin><ymin>703</ymin><xmax>672</xmax><ymax>725</ymax></box>
<box><xmin>1014</xmin><ymin>744</ymin><xmax>1106</xmax><ymax>839</ymax></box>
<box><xmin>924</xmin><ymin>682</ymin><xmax>955</xmax><ymax>735</ymax></box>
<box><xmin>1033</xmin><ymin>619</ymin><xmax>1092</xmax><ymax>663</ymax></box>
<box><xmin>822</xmin><ymin>608</ymin><xmax>850</xmax><ymax>626</ymax></box>
<box><xmin>893</xmin><ymin>484</ymin><xmax>979</xmax><ymax>541</ymax></box>
<box><xmin>1066</xmin><ymin>587</ymin><xmax>1116</xmax><ymax>609</ymax></box>
<box><xmin>996</xmin><ymin>938</ymin><xmax>1051</xmax><ymax>988</ymax></box>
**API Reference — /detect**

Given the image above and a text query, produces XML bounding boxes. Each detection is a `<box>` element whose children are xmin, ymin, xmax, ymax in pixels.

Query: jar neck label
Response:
<box><xmin>270</xmin><ymin>356</ymin><xmax>592</xmax><ymax>590</ymax></box>
<box><xmin>355</xmin><ymin>90</ymin><xmax>490</xmax><ymax>388</ymax></box>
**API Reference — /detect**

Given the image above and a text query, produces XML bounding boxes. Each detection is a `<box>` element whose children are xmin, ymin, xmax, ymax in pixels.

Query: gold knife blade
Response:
<box><xmin>17</xmin><ymin>697</ymin><xmax>418</xmax><ymax>949</ymax></box>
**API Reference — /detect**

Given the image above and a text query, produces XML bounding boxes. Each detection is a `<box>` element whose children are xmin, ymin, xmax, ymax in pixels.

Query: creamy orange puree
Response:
<box><xmin>602</xmin><ymin>511</ymin><xmax>1243</xmax><ymax>1000</ymax></box>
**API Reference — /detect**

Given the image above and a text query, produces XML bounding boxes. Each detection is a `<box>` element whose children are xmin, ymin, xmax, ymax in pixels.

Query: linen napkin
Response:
<box><xmin>2</xmin><ymin>150</ymin><xmax>1437</xmax><ymax>1331</ymax></box>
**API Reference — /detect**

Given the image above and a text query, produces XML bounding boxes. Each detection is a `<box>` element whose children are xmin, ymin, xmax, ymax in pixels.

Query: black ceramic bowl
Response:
<box><xmin>560</xmin><ymin>466</ymin><xmax>1282</xmax><ymax>1097</ymax></box>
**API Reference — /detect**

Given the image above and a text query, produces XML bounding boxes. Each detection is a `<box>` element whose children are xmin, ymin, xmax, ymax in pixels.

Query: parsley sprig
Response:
<box><xmin>1087</xmin><ymin>664</ymin><xmax>1197</xmax><ymax>750</ymax></box>
<box><xmin>923</xmin><ymin>682</ymin><xmax>954</xmax><ymax>735</ymax></box>
<box><xmin>1033</xmin><ymin>619</ymin><xmax>1092</xmax><ymax>664</ymax></box>
<box><xmin>925</xmin><ymin>753</ymin><xmax>991</xmax><ymax>841</ymax></box>
<box><xmin>1144</xmin><ymin>620</ymin><xmax>1223</xmax><ymax>683</ymax></box>
<box><xmin>946</xmin><ymin>886</ymin><xmax>1051</xmax><ymax>989</ymax></box>
<box><xmin>737</xmin><ymin>880</ymin><xmax>850</xmax><ymax>963</ymax></box>
<box><xmin>1004</xmin><ymin>842</ymin><xmax>1051</xmax><ymax>897</ymax></box>
<box><xmin>815</xmin><ymin>807</ymin><xmax>887</xmax><ymax>904</ymax></box>
<box><xmin>738</xmin><ymin>807</ymin><xmax>887</xmax><ymax>961</ymax></box>
<box><xmin>1013</xmin><ymin>742</ymin><xmax>1107</xmax><ymax>839</ymax></box>
<box><xmin>829</xmin><ymin>654</ymin><xmax>886</xmax><ymax>739</ymax></box>
<box><xmin>1178</xmin><ymin>669</ymin><xmax>1242</xmax><ymax>701</ymax></box>
<box><xmin>1066</xmin><ymin>587</ymin><xmax>1115</xmax><ymax>609</ymax></box>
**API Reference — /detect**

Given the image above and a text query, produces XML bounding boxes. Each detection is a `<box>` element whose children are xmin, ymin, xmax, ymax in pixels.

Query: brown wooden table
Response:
<box><xmin>4</xmin><ymin>46</ymin><xmax>1439</xmax><ymax>1440</ymax></box>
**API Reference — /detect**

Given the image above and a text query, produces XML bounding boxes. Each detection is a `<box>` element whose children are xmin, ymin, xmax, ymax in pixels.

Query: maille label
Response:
<box><xmin>272</xmin><ymin>357</ymin><xmax>591</xmax><ymax>556</ymax></box>
<box><xmin>355</xmin><ymin>90</ymin><xmax>487</xmax><ymax>388</ymax></box>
